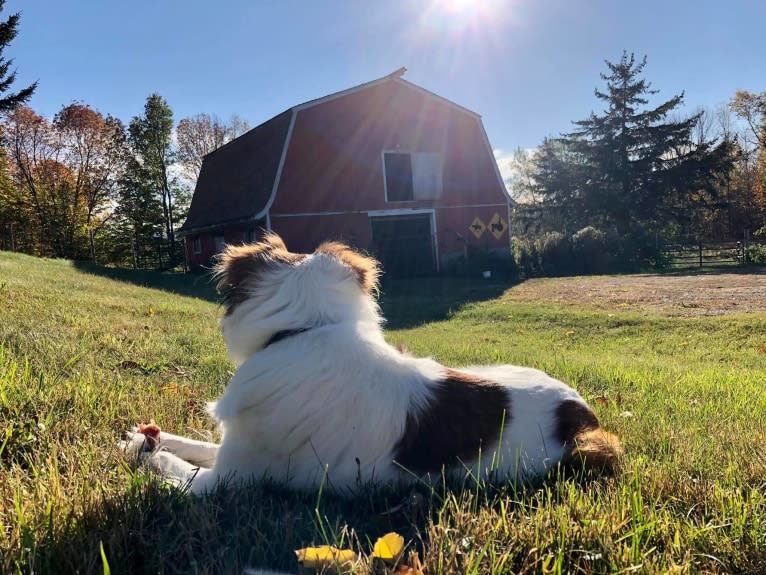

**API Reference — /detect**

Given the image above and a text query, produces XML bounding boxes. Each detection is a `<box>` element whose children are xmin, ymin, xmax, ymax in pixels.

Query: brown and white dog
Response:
<box><xmin>123</xmin><ymin>234</ymin><xmax>621</xmax><ymax>493</ymax></box>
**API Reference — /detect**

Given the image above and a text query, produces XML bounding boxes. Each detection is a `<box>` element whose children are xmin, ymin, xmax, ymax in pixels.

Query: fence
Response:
<box><xmin>663</xmin><ymin>240</ymin><xmax>765</xmax><ymax>269</ymax></box>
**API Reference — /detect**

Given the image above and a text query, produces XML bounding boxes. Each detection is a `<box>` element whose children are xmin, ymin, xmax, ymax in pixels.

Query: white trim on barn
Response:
<box><xmin>394</xmin><ymin>77</ymin><xmax>480</xmax><ymax>119</ymax></box>
<box><xmin>255</xmin><ymin>108</ymin><xmax>298</xmax><ymax>222</ymax></box>
<box><xmin>367</xmin><ymin>208</ymin><xmax>437</xmax><ymax>217</ymax></box>
<box><xmin>294</xmin><ymin>76</ymin><xmax>392</xmax><ymax>112</ymax></box>
<box><xmin>291</xmin><ymin>70</ymin><xmax>480</xmax><ymax>120</ymax></box>
<box><xmin>269</xmin><ymin>203</ymin><xmax>509</xmax><ymax>219</ymax></box>
<box><xmin>476</xmin><ymin>117</ymin><xmax>515</xmax><ymax>206</ymax></box>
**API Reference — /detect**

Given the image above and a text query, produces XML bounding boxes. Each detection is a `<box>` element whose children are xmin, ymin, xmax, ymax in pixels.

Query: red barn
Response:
<box><xmin>178</xmin><ymin>69</ymin><xmax>513</xmax><ymax>275</ymax></box>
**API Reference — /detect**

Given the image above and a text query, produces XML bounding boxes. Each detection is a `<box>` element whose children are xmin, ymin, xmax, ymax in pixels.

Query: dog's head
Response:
<box><xmin>213</xmin><ymin>233</ymin><xmax>381</xmax><ymax>364</ymax></box>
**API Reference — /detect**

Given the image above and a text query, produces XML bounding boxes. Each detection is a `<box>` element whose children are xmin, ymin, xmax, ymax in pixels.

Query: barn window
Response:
<box><xmin>384</xmin><ymin>152</ymin><xmax>414</xmax><ymax>201</ymax></box>
<box><xmin>192</xmin><ymin>236</ymin><xmax>201</xmax><ymax>254</ymax></box>
<box><xmin>214</xmin><ymin>235</ymin><xmax>225</xmax><ymax>253</ymax></box>
<box><xmin>244</xmin><ymin>228</ymin><xmax>256</xmax><ymax>243</ymax></box>
<box><xmin>384</xmin><ymin>152</ymin><xmax>442</xmax><ymax>202</ymax></box>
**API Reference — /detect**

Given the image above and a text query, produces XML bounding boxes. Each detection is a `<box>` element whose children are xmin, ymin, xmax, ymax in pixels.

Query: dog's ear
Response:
<box><xmin>214</xmin><ymin>234</ymin><xmax>300</xmax><ymax>313</ymax></box>
<box><xmin>315</xmin><ymin>242</ymin><xmax>380</xmax><ymax>294</ymax></box>
<box><xmin>259</xmin><ymin>232</ymin><xmax>288</xmax><ymax>251</ymax></box>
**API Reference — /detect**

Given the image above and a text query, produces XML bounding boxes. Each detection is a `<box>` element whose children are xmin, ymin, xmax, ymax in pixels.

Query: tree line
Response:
<box><xmin>0</xmin><ymin>97</ymin><xmax>249</xmax><ymax>268</ymax></box>
<box><xmin>508</xmin><ymin>52</ymin><xmax>766</xmax><ymax>273</ymax></box>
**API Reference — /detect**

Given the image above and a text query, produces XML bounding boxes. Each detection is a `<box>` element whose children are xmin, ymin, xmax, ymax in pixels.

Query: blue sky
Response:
<box><xmin>6</xmin><ymin>0</ymin><xmax>765</xmax><ymax>174</ymax></box>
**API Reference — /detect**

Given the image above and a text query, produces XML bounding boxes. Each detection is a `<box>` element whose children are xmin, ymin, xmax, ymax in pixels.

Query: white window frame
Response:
<box><xmin>382</xmin><ymin>150</ymin><xmax>442</xmax><ymax>203</ymax></box>
<box><xmin>214</xmin><ymin>235</ymin><xmax>226</xmax><ymax>253</ymax></box>
<box><xmin>192</xmin><ymin>236</ymin><xmax>201</xmax><ymax>255</ymax></box>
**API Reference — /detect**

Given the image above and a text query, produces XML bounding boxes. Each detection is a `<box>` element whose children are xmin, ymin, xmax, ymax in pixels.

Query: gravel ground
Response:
<box><xmin>504</xmin><ymin>269</ymin><xmax>766</xmax><ymax>316</ymax></box>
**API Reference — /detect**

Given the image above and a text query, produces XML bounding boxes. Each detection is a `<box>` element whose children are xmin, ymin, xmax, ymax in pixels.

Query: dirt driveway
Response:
<box><xmin>504</xmin><ymin>269</ymin><xmax>766</xmax><ymax>316</ymax></box>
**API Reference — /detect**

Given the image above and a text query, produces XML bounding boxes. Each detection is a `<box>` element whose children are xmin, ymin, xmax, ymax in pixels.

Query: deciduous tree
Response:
<box><xmin>2</xmin><ymin>104</ymin><xmax>127</xmax><ymax>259</ymax></box>
<box><xmin>54</xmin><ymin>103</ymin><xmax>126</xmax><ymax>260</ymax></box>
<box><xmin>176</xmin><ymin>113</ymin><xmax>249</xmax><ymax>182</ymax></box>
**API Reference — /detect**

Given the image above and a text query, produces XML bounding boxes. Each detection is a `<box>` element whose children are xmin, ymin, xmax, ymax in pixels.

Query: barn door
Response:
<box><xmin>369</xmin><ymin>213</ymin><xmax>436</xmax><ymax>277</ymax></box>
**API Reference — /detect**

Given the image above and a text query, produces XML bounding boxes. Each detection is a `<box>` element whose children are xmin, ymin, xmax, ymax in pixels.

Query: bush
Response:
<box><xmin>571</xmin><ymin>226</ymin><xmax>609</xmax><ymax>274</ymax></box>
<box><xmin>747</xmin><ymin>243</ymin><xmax>766</xmax><ymax>265</ymax></box>
<box><xmin>512</xmin><ymin>237</ymin><xmax>540</xmax><ymax>277</ymax></box>
<box><xmin>537</xmin><ymin>231</ymin><xmax>574</xmax><ymax>276</ymax></box>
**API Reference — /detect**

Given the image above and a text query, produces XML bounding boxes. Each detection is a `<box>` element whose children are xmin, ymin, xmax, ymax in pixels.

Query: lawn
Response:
<box><xmin>1</xmin><ymin>251</ymin><xmax>765</xmax><ymax>574</ymax></box>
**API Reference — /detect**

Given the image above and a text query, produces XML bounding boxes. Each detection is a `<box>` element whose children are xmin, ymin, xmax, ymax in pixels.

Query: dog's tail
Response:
<box><xmin>565</xmin><ymin>427</ymin><xmax>623</xmax><ymax>475</ymax></box>
<box><xmin>556</xmin><ymin>400</ymin><xmax>623</xmax><ymax>475</ymax></box>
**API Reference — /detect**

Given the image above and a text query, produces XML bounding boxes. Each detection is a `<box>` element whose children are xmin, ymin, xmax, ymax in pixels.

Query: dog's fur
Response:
<box><xmin>123</xmin><ymin>234</ymin><xmax>621</xmax><ymax>493</ymax></box>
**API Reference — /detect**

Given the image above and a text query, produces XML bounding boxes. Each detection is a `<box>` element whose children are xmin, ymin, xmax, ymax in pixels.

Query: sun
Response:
<box><xmin>418</xmin><ymin>0</ymin><xmax>506</xmax><ymax>38</ymax></box>
<box><xmin>440</xmin><ymin>0</ymin><xmax>488</xmax><ymax>15</ymax></box>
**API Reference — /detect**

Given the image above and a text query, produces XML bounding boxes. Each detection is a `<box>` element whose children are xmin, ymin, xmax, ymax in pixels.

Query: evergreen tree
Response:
<box><xmin>127</xmin><ymin>94</ymin><xmax>180</xmax><ymax>267</ymax></box>
<box><xmin>0</xmin><ymin>0</ymin><xmax>36</xmax><ymax>250</ymax></box>
<box><xmin>536</xmin><ymin>52</ymin><xmax>734</xmax><ymax>262</ymax></box>
<box><xmin>0</xmin><ymin>0</ymin><xmax>36</xmax><ymax>111</ymax></box>
<box><xmin>113</xmin><ymin>155</ymin><xmax>165</xmax><ymax>269</ymax></box>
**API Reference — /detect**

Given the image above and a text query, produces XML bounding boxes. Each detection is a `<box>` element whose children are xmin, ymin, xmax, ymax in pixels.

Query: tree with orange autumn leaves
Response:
<box><xmin>0</xmin><ymin>98</ymin><xmax>247</xmax><ymax>267</ymax></box>
<box><xmin>2</xmin><ymin>105</ymin><xmax>126</xmax><ymax>259</ymax></box>
<box><xmin>729</xmin><ymin>90</ymin><xmax>766</xmax><ymax>235</ymax></box>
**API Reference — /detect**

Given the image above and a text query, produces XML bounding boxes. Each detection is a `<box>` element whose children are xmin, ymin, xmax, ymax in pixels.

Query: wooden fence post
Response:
<box><xmin>698</xmin><ymin>242</ymin><xmax>703</xmax><ymax>268</ymax></box>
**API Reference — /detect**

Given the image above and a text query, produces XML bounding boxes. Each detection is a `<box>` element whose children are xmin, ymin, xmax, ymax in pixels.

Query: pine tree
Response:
<box><xmin>536</xmin><ymin>52</ymin><xmax>734</xmax><ymax>262</ymax></box>
<box><xmin>0</xmin><ymin>0</ymin><xmax>36</xmax><ymax>111</ymax></box>
<box><xmin>0</xmin><ymin>0</ymin><xmax>36</xmax><ymax>251</ymax></box>
<box><xmin>127</xmin><ymin>94</ymin><xmax>179</xmax><ymax>267</ymax></box>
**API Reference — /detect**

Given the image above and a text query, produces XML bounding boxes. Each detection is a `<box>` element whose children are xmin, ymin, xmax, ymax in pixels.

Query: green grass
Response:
<box><xmin>1</xmin><ymin>251</ymin><xmax>765</xmax><ymax>574</ymax></box>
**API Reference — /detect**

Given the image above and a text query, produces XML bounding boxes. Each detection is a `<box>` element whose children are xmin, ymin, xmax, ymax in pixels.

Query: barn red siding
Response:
<box><xmin>271</xmin><ymin>213</ymin><xmax>371</xmax><ymax>255</ymax></box>
<box><xmin>271</xmin><ymin>81</ymin><xmax>509</xmax><ymax>260</ymax></box>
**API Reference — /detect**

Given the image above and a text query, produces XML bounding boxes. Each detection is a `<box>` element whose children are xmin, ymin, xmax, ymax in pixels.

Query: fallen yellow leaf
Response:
<box><xmin>372</xmin><ymin>532</ymin><xmax>405</xmax><ymax>562</ymax></box>
<box><xmin>294</xmin><ymin>546</ymin><xmax>357</xmax><ymax>570</ymax></box>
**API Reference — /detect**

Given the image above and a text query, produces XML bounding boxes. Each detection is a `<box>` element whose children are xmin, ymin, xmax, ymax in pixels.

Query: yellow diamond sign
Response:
<box><xmin>469</xmin><ymin>217</ymin><xmax>486</xmax><ymax>239</ymax></box>
<box><xmin>488</xmin><ymin>213</ymin><xmax>507</xmax><ymax>240</ymax></box>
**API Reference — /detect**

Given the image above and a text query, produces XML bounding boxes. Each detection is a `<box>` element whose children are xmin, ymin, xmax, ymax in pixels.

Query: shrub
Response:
<box><xmin>512</xmin><ymin>237</ymin><xmax>540</xmax><ymax>277</ymax></box>
<box><xmin>536</xmin><ymin>231</ymin><xmax>574</xmax><ymax>276</ymax></box>
<box><xmin>747</xmin><ymin>243</ymin><xmax>766</xmax><ymax>265</ymax></box>
<box><xmin>571</xmin><ymin>226</ymin><xmax>609</xmax><ymax>274</ymax></box>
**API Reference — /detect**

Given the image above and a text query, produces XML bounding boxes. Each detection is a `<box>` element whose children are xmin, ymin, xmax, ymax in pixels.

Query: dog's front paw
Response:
<box><xmin>118</xmin><ymin>429</ymin><xmax>154</xmax><ymax>459</ymax></box>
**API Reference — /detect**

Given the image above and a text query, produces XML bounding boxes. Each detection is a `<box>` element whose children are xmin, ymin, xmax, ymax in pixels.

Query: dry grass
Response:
<box><xmin>502</xmin><ymin>270</ymin><xmax>766</xmax><ymax>316</ymax></box>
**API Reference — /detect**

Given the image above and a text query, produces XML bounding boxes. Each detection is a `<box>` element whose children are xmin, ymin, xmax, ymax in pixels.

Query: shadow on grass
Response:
<box><xmin>30</xmin><ymin>477</ymin><xmax>432</xmax><ymax>575</ymax></box>
<box><xmin>73</xmin><ymin>262</ymin><xmax>517</xmax><ymax>330</ymax></box>
<box><xmin>379</xmin><ymin>276</ymin><xmax>516</xmax><ymax>330</ymax></box>
<box><xmin>73</xmin><ymin>262</ymin><xmax>219</xmax><ymax>303</ymax></box>
<box><xmin>27</xmin><ymin>468</ymin><xmax>612</xmax><ymax>575</ymax></box>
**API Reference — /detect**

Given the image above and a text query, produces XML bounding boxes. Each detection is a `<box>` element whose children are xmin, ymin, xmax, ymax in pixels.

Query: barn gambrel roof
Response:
<box><xmin>179</xmin><ymin>70</ymin><xmax>510</xmax><ymax>236</ymax></box>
